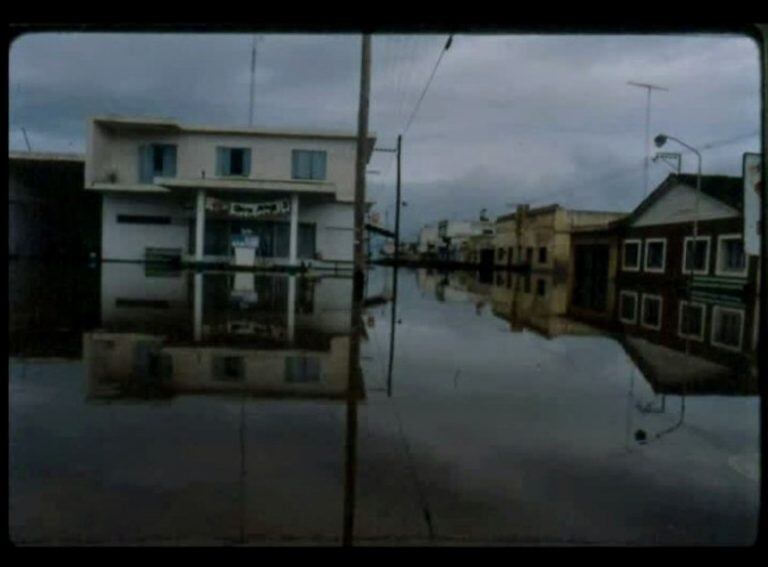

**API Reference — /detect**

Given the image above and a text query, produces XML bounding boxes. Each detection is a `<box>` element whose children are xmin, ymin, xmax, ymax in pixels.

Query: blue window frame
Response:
<box><xmin>216</xmin><ymin>147</ymin><xmax>252</xmax><ymax>177</ymax></box>
<box><xmin>139</xmin><ymin>144</ymin><xmax>177</xmax><ymax>184</ymax></box>
<box><xmin>291</xmin><ymin>150</ymin><xmax>327</xmax><ymax>180</ymax></box>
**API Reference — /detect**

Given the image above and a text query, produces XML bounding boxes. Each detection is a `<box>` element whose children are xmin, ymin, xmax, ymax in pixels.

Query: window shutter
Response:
<box><xmin>216</xmin><ymin>147</ymin><xmax>228</xmax><ymax>176</ymax></box>
<box><xmin>138</xmin><ymin>145</ymin><xmax>153</xmax><ymax>184</ymax></box>
<box><xmin>163</xmin><ymin>145</ymin><xmax>177</xmax><ymax>177</ymax></box>
<box><xmin>313</xmin><ymin>151</ymin><xmax>327</xmax><ymax>180</ymax></box>
<box><xmin>242</xmin><ymin>149</ymin><xmax>251</xmax><ymax>177</ymax></box>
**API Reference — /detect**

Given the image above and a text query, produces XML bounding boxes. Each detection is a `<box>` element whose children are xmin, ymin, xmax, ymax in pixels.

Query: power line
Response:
<box><xmin>700</xmin><ymin>130</ymin><xmax>759</xmax><ymax>151</ymax></box>
<box><xmin>402</xmin><ymin>35</ymin><xmax>453</xmax><ymax>136</ymax></box>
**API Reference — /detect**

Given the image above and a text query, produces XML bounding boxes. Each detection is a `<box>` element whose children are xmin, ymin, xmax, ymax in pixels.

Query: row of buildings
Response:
<box><xmin>416</xmin><ymin>163</ymin><xmax>760</xmax><ymax>383</ymax></box>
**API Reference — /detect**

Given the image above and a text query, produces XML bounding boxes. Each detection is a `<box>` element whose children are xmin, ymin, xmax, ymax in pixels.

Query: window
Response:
<box><xmin>526</xmin><ymin>247</ymin><xmax>533</xmax><ymax>263</ymax></box>
<box><xmin>682</xmin><ymin>236</ymin><xmax>711</xmax><ymax>275</ymax></box>
<box><xmin>536</xmin><ymin>278</ymin><xmax>546</xmax><ymax>296</ymax></box>
<box><xmin>678</xmin><ymin>301</ymin><xmax>705</xmax><ymax>341</ymax></box>
<box><xmin>291</xmin><ymin>150</ymin><xmax>327</xmax><ymax>180</ymax></box>
<box><xmin>285</xmin><ymin>356</ymin><xmax>320</xmax><ymax>383</ymax></box>
<box><xmin>716</xmin><ymin>234</ymin><xmax>747</xmax><ymax>277</ymax></box>
<box><xmin>523</xmin><ymin>275</ymin><xmax>532</xmax><ymax>294</ymax></box>
<box><xmin>117</xmin><ymin>215</ymin><xmax>171</xmax><ymax>225</ymax></box>
<box><xmin>139</xmin><ymin>144</ymin><xmax>177</xmax><ymax>183</ymax></box>
<box><xmin>711</xmin><ymin>306</ymin><xmax>744</xmax><ymax>351</ymax></box>
<box><xmin>497</xmin><ymin>247</ymin><xmax>505</xmax><ymax>261</ymax></box>
<box><xmin>644</xmin><ymin>238</ymin><xmax>666</xmax><ymax>273</ymax></box>
<box><xmin>622</xmin><ymin>239</ymin><xmax>641</xmax><ymax>271</ymax></box>
<box><xmin>508</xmin><ymin>247</ymin><xmax>514</xmax><ymax>262</ymax></box>
<box><xmin>641</xmin><ymin>294</ymin><xmax>663</xmax><ymax>330</ymax></box>
<box><xmin>216</xmin><ymin>147</ymin><xmax>251</xmax><ymax>177</ymax></box>
<box><xmin>619</xmin><ymin>291</ymin><xmax>638</xmax><ymax>324</ymax></box>
<box><xmin>538</xmin><ymin>247</ymin><xmax>548</xmax><ymax>264</ymax></box>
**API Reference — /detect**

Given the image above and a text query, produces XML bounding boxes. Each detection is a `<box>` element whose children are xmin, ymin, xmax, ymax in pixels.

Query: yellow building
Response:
<box><xmin>492</xmin><ymin>204</ymin><xmax>625</xmax><ymax>276</ymax></box>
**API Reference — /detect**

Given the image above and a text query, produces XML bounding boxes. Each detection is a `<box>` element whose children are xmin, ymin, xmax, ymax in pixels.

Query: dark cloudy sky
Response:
<box><xmin>9</xmin><ymin>32</ymin><xmax>761</xmax><ymax>239</ymax></box>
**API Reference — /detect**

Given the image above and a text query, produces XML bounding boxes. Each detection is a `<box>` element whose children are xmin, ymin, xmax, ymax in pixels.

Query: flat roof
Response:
<box><xmin>92</xmin><ymin>115</ymin><xmax>377</xmax><ymax>143</ymax></box>
<box><xmin>9</xmin><ymin>150</ymin><xmax>85</xmax><ymax>164</ymax></box>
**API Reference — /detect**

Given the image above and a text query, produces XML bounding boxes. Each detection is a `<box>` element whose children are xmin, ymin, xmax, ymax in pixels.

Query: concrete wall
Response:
<box><xmin>102</xmin><ymin>194</ymin><xmax>191</xmax><ymax>261</ymax></box>
<box><xmin>300</xmin><ymin>201</ymin><xmax>354</xmax><ymax>263</ymax></box>
<box><xmin>87</xmin><ymin>122</ymin><xmax>359</xmax><ymax>202</ymax></box>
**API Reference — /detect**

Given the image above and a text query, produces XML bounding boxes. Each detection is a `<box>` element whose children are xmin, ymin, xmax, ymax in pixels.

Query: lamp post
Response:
<box><xmin>654</xmin><ymin>134</ymin><xmax>702</xmax><ymax>365</ymax></box>
<box><xmin>654</xmin><ymin>134</ymin><xmax>703</xmax><ymax>269</ymax></box>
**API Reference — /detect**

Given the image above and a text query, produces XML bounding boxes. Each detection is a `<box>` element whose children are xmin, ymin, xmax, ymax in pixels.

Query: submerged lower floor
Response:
<box><xmin>101</xmin><ymin>191</ymin><xmax>355</xmax><ymax>269</ymax></box>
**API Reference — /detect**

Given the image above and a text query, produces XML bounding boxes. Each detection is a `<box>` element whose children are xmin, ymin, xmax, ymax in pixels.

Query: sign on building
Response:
<box><xmin>206</xmin><ymin>197</ymin><xmax>291</xmax><ymax>219</ymax></box>
<box><xmin>743</xmin><ymin>152</ymin><xmax>762</xmax><ymax>255</ymax></box>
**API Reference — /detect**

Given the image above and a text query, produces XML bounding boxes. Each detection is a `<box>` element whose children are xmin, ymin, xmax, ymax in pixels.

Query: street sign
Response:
<box><xmin>743</xmin><ymin>152</ymin><xmax>762</xmax><ymax>255</ymax></box>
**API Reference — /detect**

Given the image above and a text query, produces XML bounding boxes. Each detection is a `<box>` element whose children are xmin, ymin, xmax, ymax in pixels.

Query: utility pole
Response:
<box><xmin>21</xmin><ymin>127</ymin><xmax>32</xmax><ymax>152</ymax></box>
<box><xmin>394</xmin><ymin>135</ymin><xmax>403</xmax><ymax>264</ymax></box>
<box><xmin>343</xmin><ymin>33</ymin><xmax>371</xmax><ymax>548</ymax></box>
<box><xmin>628</xmin><ymin>81</ymin><xmax>669</xmax><ymax>196</ymax></box>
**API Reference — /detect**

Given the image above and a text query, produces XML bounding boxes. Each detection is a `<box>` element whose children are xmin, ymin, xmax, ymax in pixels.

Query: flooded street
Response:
<box><xmin>8</xmin><ymin>260</ymin><xmax>760</xmax><ymax>545</ymax></box>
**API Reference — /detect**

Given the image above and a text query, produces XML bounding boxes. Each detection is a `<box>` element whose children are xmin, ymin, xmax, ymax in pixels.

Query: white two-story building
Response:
<box><xmin>85</xmin><ymin>116</ymin><xmax>375</xmax><ymax>269</ymax></box>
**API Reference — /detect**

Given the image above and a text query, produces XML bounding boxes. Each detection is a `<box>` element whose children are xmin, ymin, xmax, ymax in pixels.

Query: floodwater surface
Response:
<box><xmin>9</xmin><ymin>261</ymin><xmax>760</xmax><ymax>545</ymax></box>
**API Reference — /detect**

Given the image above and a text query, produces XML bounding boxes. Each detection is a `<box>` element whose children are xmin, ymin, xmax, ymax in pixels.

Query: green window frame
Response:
<box><xmin>216</xmin><ymin>147</ymin><xmax>252</xmax><ymax>177</ymax></box>
<box><xmin>291</xmin><ymin>150</ymin><xmax>327</xmax><ymax>180</ymax></box>
<box><xmin>139</xmin><ymin>144</ymin><xmax>177</xmax><ymax>184</ymax></box>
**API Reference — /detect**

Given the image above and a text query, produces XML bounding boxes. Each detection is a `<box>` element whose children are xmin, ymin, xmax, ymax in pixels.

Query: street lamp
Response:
<box><xmin>654</xmin><ymin>133</ymin><xmax>703</xmax><ymax>263</ymax></box>
<box><xmin>655</xmin><ymin>133</ymin><xmax>703</xmax><ymax>363</ymax></box>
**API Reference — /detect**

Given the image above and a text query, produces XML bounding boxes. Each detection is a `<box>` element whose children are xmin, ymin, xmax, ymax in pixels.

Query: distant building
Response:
<box><xmin>492</xmin><ymin>204</ymin><xmax>625</xmax><ymax>275</ymax></box>
<box><xmin>417</xmin><ymin>224</ymin><xmax>439</xmax><ymax>256</ymax></box>
<box><xmin>9</xmin><ymin>151</ymin><xmax>101</xmax><ymax>259</ymax></box>
<box><xmin>84</xmin><ymin>116</ymin><xmax>375</xmax><ymax>269</ymax></box>
<box><xmin>436</xmin><ymin>219</ymin><xmax>495</xmax><ymax>261</ymax></box>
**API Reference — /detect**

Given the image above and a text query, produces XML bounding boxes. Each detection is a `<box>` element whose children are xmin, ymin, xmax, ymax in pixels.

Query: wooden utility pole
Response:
<box><xmin>393</xmin><ymin>135</ymin><xmax>403</xmax><ymax>263</ymax></box>
<box><xmin>343</xmin><ymin>33</ymin><xmax>371</xmax><ymax>548</ymax></box>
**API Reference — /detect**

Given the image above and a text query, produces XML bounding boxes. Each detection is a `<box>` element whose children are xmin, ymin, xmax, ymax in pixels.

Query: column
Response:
<box><xmin>195</xmin><ymin>189</ymin><xmax>206</xmax><ymax>262</ymax></box>
<box><xmin>288</xmin><ymin>193</ymin><xmax>299</xmax><ymax>266</ymax></box>
<box><xmin>193</xmin><ymin>272</ymin><xmax>203</xmax><ymax>342</ymax></box>
<box><xmin>287</xmin><ymin>274</ymin><xmax>296</xmax><ymax>344</ymax></box>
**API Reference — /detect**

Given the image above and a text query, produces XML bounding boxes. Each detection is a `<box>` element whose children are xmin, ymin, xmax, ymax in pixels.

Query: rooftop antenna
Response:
<box><xmin>627</xmin><ymin>81</ymin><xmax>669</xmax><ymax>196</ymax></box>
<box><xmin>21</xmin><ymin>127</ymin><xmax>32</xmax><ymax>152</ymax></box>
<box><xmin>248</xmin><ymin>35</ymin><xmax>264</xmax><ymax>127</ymax></box>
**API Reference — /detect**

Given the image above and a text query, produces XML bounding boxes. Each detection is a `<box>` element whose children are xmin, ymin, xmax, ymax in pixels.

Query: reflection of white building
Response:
<box><xmin>85</xmin><ymin>116</ymin><xmax>375</xmax><ymax>269</ymax></box>
<box><xmin>88</xmin><ymin>263</ymin><xmax>361</xmax><ymax>401</ymax></box>
<box><xmin>85</xmin><ymin>332</ymin><xmax>355</xmax><ymax>400</ymax></box>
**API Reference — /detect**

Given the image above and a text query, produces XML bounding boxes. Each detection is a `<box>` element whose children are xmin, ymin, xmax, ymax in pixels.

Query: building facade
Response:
<box><xmin>569</xmin><ymin>173</ymin><xmax>759</xmax><ymax>373</ymax></box>
<box><xmin>492</xmin><ymin>204</ymin><xmax>625</xmax><ymax>274</ymax></box>
<box><xmin>436</xmin><ymin>219</ymin><xmax>494</xmax><ymax>261</ymax></box>
<box><xmin>85</xmin><ymin>116</ymin><xmax>375</xmax><ymax>269</ymax></box>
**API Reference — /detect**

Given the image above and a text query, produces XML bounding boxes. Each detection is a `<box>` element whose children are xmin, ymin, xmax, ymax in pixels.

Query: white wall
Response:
<box><xmin>300</xmin><ymin>200</ymin><xmax>354</xmax><ymax>262</ymax></box>
<box><xmin>102</xmin><ymin>194</ymin><xmax>190</xmax><ymax>261</ymax></box>
<box><xmin>632</xmin><ymin>184</ymin><xmax>739</xmax><ymax>227</ymax></box>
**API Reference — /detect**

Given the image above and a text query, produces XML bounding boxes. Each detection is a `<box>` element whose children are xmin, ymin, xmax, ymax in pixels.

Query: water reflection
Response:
<box><xmin>86</xmin><ymin>264</ymin><xmax>361</xmax><ymax>402</ymax></box>
<box><xmin>9</xmin><ymin>259</ymin><xmax>760</xmax><ymax>545</ymax></box>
